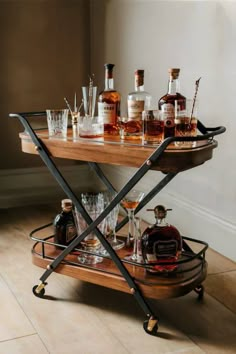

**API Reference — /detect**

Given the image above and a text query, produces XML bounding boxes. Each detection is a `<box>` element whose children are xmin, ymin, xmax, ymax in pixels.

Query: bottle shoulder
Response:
<box><xmin>142</xmin><ymin>223</ymin><xmax>181</xmax><ymax>239</ymax></box>
<box><xmin>159</xmin><ymin>92</ymin><xmax>186</xmax><ymax>105</ymax></box>
<box><xmin>54</xmin><ymin>211</ymin><xmax>73</xmax><ymax>226</ymax></box>
<box><xmin>98</xmin><ymin>90</ymin><xmax>121</xmax><ymax>102</ymax></box>
<box><xmin>128</xmin><ymin>90</ymin><xmax>151</xmax><ymax>99</ymax></box>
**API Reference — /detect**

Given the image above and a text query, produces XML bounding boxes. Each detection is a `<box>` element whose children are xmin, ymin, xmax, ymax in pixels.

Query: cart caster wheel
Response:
<box><xmin>143</xmin><ymin>317</ymin><xmax>159</xmax><ymax>336</ymax></box>
<box><xmin>32</xmin><ymin>283</ymin><xmax>47</xmax><ymax>298</ymax></box>
<box><xmin>194</xmin><ymin>285</ymin><xmax>204</xmax><ymax>300</ymax></box>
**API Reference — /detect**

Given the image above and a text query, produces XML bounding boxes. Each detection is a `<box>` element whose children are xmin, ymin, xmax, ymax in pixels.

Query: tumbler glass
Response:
<box><xmin>74</xmin><ymin>192</ymin><xmax>105</xmax><ymax>264</ymax></box>
<box><xmin>46</xmin><ymin>109</ymin><xmax>69</xmax><ymax>140</ymax></box>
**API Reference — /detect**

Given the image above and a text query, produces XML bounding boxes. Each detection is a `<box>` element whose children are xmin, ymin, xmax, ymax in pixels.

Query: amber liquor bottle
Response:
<box><xmin>53</xmin><ymin>199</ymin><xmax>77</xmax><ymax>248</ymax></box>
<box><xmin>98</xmin><ymin>63</ymin><xmax>121</xmax><ymax>135</ymax></box>
<box><xmin>158</xmin><ymin>68</ymin><xmax>186</xmax><ymax>138</ymax></box>
<box><xmin>141</xmin><ymin>205</ymin><xmax>182</xmax><ymax>273</ymax></box>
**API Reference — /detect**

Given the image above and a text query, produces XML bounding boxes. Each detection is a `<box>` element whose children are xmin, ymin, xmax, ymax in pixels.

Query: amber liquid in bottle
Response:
<box><xmin>158</xmin><ymin>68</ymin><xmax>186</xmax><ymax>139</ymax></box>
<box><xmin>141</xmin><ymin>205</ymin><xmax>182</xmax><ymax>273</ymax></box>
<box><xmin>98</xmin><ymin>63</ymin><xmax>121</xmax><ymax>135</ymax></box>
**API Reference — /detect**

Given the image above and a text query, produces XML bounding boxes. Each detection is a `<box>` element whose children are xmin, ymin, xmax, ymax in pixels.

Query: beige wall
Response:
<box><xmin>0</xmin><ymin>0</ymin><xmax>90</xmax><ymax>169</ymax></box>
<box><xmin>90</xmin><ymin>0</ymin><xmax>236</xmax><ymax>260</ymax></box>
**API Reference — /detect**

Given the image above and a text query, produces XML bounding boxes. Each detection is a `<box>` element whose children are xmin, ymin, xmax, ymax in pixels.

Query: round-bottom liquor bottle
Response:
<box><xmin>141</xmin><ymin>205</ymin><xmax>182</xmax><ymax>273</ymax></box>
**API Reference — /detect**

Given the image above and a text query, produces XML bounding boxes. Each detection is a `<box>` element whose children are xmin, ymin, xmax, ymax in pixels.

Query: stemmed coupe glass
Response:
<box><xmin>121</xmin><ymin>190</ymin><xmax>144</xmax><ymax>261</ymax></box>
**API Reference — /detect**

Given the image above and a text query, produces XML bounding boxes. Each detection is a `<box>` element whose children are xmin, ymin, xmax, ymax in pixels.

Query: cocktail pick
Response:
<box><xmin>190</xmin><ymin>77</ymin><xmax>201</xmax><ymax>123</ymax></box>
<box><xmin>78</xmin><ymin>99</ymin><xmax>84</xmax><ymax>113</ymax></box>
<box><xmin>88</xmin><ymin>74</ymin><xmax>95</xmax><ymax>117</ymax></box>
<box><xmin>64</xmin><ymin>97</ymin><xmax>73</xmax><ymax>116</ymax></box>
<box><xmin>74</xmin><ymin>92</ymin><xmax>77</xmax><ymax>113</ymax></box>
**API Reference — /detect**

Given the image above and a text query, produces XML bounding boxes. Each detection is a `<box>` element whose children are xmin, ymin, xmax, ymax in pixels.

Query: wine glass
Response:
<box><xmin>100</xmin><ymin>192</ymin><xmax>124</xmax><ymax>256</ymax></box>
<box><xmin>121</xmin><ymin>190</ymin><xmax>144</xmax><ymax>261</ymax></box>
<box><xmin>107</xmin><ymin>202</ymin><xmax>125</xmax><ymax>250</ymax></box>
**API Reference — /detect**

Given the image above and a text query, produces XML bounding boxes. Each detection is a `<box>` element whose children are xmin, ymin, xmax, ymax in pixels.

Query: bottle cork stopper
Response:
<box><xmin>168</xmin><ymin>68</ymin><xmax>180</xmax><ymax>79</ymax></box>
<box><xmin>61</xmin><ymin>199</ymin><xmax>72</xmax><ymax>209</ymax></box>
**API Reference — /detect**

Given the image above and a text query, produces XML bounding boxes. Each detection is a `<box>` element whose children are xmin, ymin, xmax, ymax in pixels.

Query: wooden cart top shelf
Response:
<box><xmin>19</xmin><ymin>129</ymin><xmax>217</xmax><ymax>173</ymax></box>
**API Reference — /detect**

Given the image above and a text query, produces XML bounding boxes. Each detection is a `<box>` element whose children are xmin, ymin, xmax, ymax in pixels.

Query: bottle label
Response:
<box><xmin>161</xmin><ymin>103</ymin><xmax>175</xmax><ymax>128</ymax></box>
<box><xmin>154</xmin><ymin>240</ymin><xmax>178</xmax><ymax>257</ymax></box>
<box><xmin>98</xmin><ymin>102</ymin><xmax>116</xmax><ymax>124</ymax></box>
<box><xmin>127</xmin><ymin>100</ymin><xmax>144</xmax><ymax>120</ymax></box>
<box><xmin>66</xmin><ymin>224</ymin><xmax>77</xmax><ymax>243</ymax></box>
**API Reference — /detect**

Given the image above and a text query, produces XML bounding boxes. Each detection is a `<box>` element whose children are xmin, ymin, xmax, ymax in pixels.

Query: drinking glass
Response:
<box><xmin>142</xmin><ymin>110</ymin><xmax>164</xmax><ymax>145</ymax></box>
<box><xmin>121</xmin><ymin>190</ymin><xmax>144</xmax><ymax>261</ymax></box>
<box><xmin>74</xmin><ymin>192</ymin><xmax>105</xmax><ymax>264</ymax></box>
<box><xmin>46</xmin><ymin>109</ymin><xmax>69</xmax><ymax>140</ymax></box>
<box><xmin>174</xmin><ymin>99</ymin><xmax>198</xmax><ymax>147</ymax></box>
<box><xmin>78</xmin><ymin>115</ymin><xmax>104</xmax><ymax>138</ymax></box>
<box><xmin>82</xmin><ymin>86</ymin><xmax>97</xmax><ymax>118</ymax></box>
<box><xmin>104</xmin><ymin>192</ymin><xmax>125</xmax><ymax>251</ymax></box>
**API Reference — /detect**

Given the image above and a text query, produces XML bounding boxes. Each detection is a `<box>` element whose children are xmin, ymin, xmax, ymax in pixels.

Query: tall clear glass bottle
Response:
<box><xmin>128</xmin><ymin>69</ymin><xmax>151</xmax><ymax>120</ymax></box>
<box><xmin>158</xmin><ymin>68</ymin><xmax>186</xmax><ymax>138</ymax></box>
<box><xmin>98</xmin><ymin>63</ymin><xmax>121</xmax><ymax>135</ymax></box>
<box><xmin>121</xmin><ymin>70</ymin><xmax>151</xmax><ymax>140</ymax></box>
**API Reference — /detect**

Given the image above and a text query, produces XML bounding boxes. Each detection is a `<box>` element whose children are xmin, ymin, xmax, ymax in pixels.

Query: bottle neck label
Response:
<box><xmin>127</xmin><ymin>100</ymin><xmax>144</xmax><ymax>120</ymax></box>
<box><xmin>98</xmin><ymin>102</ymin><xmax>116</xmax><ymax>124</ymax></box>
<box><xmin>168</xmin><ymin>78</ymin><xmax>179</xmax><ymax>94</ymax></box>
<box><xmin>135</xmin><ymin>75</ymin><xmax>144</xmax><ymax>88</ymax></box>
<box><xmin>105</xmin><ymin>78</ymin><xmax>114</xmax><ymax>90</ymax></box>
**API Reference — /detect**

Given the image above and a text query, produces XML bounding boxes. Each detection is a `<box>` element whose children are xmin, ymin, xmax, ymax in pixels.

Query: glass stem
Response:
<box><xmin>113</xmin><ymin>228</ymin><xmax>117</xmax><ymax>243</ymax></box>
<box><xmin>127</xmin><ymin>209</ymin><xmax>135</xmax><ymax>247</ymax></box>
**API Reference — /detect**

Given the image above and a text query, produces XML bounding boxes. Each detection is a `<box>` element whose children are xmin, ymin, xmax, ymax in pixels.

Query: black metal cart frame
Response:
<box><xmin>10</xmin><ymin>111</ymin><xmax>226</xmax><ymax>335</ymax></box>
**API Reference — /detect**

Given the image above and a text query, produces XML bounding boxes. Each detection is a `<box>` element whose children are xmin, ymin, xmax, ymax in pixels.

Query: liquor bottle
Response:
<box><xmin>122</xmin><ymin>69</ymin><xmax>151</xmax><ymax>139</ymax></box>
<box><xmin>98</xmin><ymin>63</ymin><xmax>121</xmax><ymax>135</ymax></box>
<box><xmin>53</xmin><ymin>199</ymin><xmax>77</xmax><ymax>248</ymax></box>
<box><xmin>141</xmin><ymin>205</ymin><xmax>182</xmax><ymax>273</ymax></box>
<box><xmin>158</xmin><ymin>68</ymin><xmax>186</xmax><ymax>138</ymax></box>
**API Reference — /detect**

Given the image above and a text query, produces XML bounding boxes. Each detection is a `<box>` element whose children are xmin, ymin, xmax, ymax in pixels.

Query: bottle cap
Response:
<box><xmin>135</xmin><ymin>69</ymin><xmax>144</xmax><ymax>76</ymax></box>
<box><xmin>168</xmin><ymin>68</ymin><xmax>180</xmax><ymax>79</ymax></box>
<box><xmin>61</xmin><ymin>199</ymin><xmax>72</xmax><ymax>209</ymax></box>
<box><xmin>104</xmin><ymin>64</ymin><xmax>115</xmax><ymax>79</ymax></box>
<box><xmin>147</xmin><ymin>205</ymin><xmax>172</xmax><ymax>219</ymax></box>
<box><xmin>104</xmin><ymin>63</ymin><xmax>115</xmax><ymax>71</ymax></box>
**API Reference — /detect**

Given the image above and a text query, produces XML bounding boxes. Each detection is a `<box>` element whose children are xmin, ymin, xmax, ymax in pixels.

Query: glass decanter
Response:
<box><xmin>141</xmin><ymin>205</ymin><xmax>182</xmax><ymax>273</ymax></box>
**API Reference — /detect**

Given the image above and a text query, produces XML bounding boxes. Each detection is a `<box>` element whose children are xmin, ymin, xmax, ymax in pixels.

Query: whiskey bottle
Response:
<box><xmin>141</xmin><ymin>205</ymin><xmax>182</xmax><ymax>273</ymax></box>
<box><xmin>98</xmin><ymin>63</ymin><xmax>121</xmax><ymax>135</ymax></box>
<box><xmin>122</xmin><ymin>69</ymin><xmax>152</xmax><ymax>139</ymax></box>
<box><xmin>158</xmin><ymin>68</ymin><xmax>186</xmax><ymax>138</ymax></box>
<box><xmin>128</xmin><ymin>69</ymin><xmax>151</xmax><ymax>120</ymax></box>
<box><xmin>53</xmin><ymin>199</ymin><xmax>77</xmax><ymax>248</ymax></box>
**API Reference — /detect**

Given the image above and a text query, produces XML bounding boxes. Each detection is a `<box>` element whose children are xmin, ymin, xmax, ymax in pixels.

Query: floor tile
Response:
<box><xmin>73</xmin><ymin>282</ymin><xmax>204</xmax><ymax>354</ymax></box>
<box><xmin>147</xmin><ymin>292</ymin><xmax>236</xmax><ymax>354</ymax></box>
<box><xmin>0</xmin><ymin>275</ymin><xmax>35</xmax><ymax>341</ymax></box>
<box><xmin>0</xmin><ymin>334</ymin><xmax>48</xmax><ymax>354</ymax></box>
<box><xmin>205</xmin><ymin>270</ymin><xmax>236</xmax><ymax>314</ymax></box>
<box><xmin>205</xmin><ymin>248</ymin><xmax>236</xmax><ymax>275</ymax></box>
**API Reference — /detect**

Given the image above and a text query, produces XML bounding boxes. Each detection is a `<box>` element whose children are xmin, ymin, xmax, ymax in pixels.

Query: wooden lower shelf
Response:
<box><xmin>32</xmin><ymin>238</ymin><xmax>207</xmax><ymax>300</ymax></box>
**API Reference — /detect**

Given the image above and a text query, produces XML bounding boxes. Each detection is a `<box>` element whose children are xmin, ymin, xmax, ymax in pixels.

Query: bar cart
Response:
<box><xmin>10</xmin><ymin>111</ymin><xmax>225</xmax><ymax>336</ymax></box>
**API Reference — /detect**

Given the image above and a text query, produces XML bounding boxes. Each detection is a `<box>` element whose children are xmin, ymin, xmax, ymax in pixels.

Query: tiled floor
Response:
<box><xmin>0</xmin><ymin>204</ymin><xmax>235</xmax><ymax>354</ymax></box>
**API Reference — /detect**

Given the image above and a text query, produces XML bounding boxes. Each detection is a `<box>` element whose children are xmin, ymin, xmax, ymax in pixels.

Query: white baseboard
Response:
<box><xmin>0</xmin><ymin>164</ymin><xmax>98</xmax><ymax>208</ymax></box>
